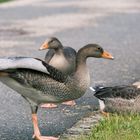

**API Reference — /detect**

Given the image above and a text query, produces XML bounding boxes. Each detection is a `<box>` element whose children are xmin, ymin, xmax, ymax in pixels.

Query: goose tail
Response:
<box><xmin>89</xmin><ymin>86</ymin><xmax>104</xmax><ymax>93</ymax></box>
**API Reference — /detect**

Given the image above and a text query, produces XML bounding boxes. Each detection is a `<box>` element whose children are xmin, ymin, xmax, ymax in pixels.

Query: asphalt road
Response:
<box><xmin>0</xmin><ymin>0</ymin><xmax>140</xmax><ymax>139</ymax></box>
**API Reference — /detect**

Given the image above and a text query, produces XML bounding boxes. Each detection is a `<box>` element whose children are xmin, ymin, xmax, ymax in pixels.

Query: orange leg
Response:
<box><xmin>41</xmin><ymin>100</ymin><xmax>76</xmax><ymax>109</ymax></box>
<box><xmin>62</xmin><ymin>100</ymin><xmax>76</xmax><ymax>106</ymax></box>
<box><xmin>101</xmin><ymin>111</ymin><xmax>109</xmax><ymax>117</ymax></box>
<box><xmin>40</xmin><ymin>104</ymin><xmax>58</xmax><ymax>108</ymax></box>
<box><xmin>32</xmin><ymin>114</ymin><xmax>59</xmax><ymax>140</ymax></box>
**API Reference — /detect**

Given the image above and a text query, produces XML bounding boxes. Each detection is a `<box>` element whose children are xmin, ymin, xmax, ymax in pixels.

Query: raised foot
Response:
<box><xmin>34</xmin><ymin>135</ymin><xmax>59</xmax><ymax>140</ymax></box>
<box><xmin>62</xmin><ymin>100</ymin><xmax>76</xmax><ymax>106</ymax></box>
<box><xmin>40</xmin><ymin>104</ymin><xmax>58</xmax><ymax>108</ymax></box>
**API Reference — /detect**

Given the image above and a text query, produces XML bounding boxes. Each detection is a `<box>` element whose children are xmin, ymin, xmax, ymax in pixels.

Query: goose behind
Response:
<box><xmin>39</xmin><ymin>37</ymin><xmax>76</xmax><ymax>75</ymax></box>
<box><xmin>39</xmin><ymin>37</ymin><xmax>77</xmax><ymax>106</ymax></box>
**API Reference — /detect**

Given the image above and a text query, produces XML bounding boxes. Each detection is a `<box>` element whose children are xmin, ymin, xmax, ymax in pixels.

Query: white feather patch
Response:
<box><xmin>133</xmin><ymin>82</ymin><xmax>140</xmax><ymax>89</ymax></box>
<box><xmin>89</xmin><ymin>87</ymin><xmax>95</xmax><ymax>92</ymax></box>
<box><xmin>98</xmin><ymin>99</ymin><xmax>105</xmax><ymax>111</ymax></box>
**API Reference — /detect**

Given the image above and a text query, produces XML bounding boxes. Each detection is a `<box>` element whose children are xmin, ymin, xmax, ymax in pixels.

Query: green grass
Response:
<box><xmin>78</xmin><ymin>114</ymin><xmax>140</xmax><ymax>140</ymax></box>
<box><xmin>0</xmin><ymin>0</ymin><xmax>12</xmax><ymax>3</ymax></box>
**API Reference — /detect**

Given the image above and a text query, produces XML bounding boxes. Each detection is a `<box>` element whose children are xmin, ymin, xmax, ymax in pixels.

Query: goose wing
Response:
<box><xmin>0</xmin><ymin>57</ymin><xmax>67</xmax><ymax>83</ymax></box>
<box><xmin>45</xmin><ymin>50</ymin><xmax>55</xmax><ymax>63</ymax></box>
<box><xmin>94</xmin><ymin>85</ymin><xmax>140</xmax><ymax>100</ymax></box>
<box><xmin>0</xmin><ymin>57</ymin><xmax>49</xmax><ymax>74</ymax></box>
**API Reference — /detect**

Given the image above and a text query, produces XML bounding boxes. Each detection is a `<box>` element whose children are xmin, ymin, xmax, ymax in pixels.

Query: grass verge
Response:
<box><xmin>78</xmin><ymin>113</ymin><xmax>140</xmax><ymax>140</ymax></box>
<box><xmin>0</xmin><ymin>0</ymin><xmax>12</xmax><ymax>3</ymax></box>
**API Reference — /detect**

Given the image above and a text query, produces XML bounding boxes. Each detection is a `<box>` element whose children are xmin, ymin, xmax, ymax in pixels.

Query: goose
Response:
<box><xmin>90</xmin><ymin>81</ymin><xmax>140</xmax><ymax>115</ymax></box>
<box><xmin>39</xmin><ymin>37</ymin><xmax>77</xmax><ymax>107</ymax></box>
<box><xmin>39</xmin><ymin>37</ymin><xmax>76</xmax><ymax>75</ymax></box>
<box><xmin>0</xmin><ymin>44</ymin><xmax>113</xmax><ymax>140</ymax></box>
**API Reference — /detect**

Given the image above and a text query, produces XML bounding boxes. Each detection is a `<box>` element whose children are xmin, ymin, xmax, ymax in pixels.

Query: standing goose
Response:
<box><xmin>0</xmin><ymin>44</ymin><xmax>113</xmax><ymax>140</ymax></box>
<box><xmin>90</xmin><ymin>81</ymin><xmax>140</xmax><ymax>114</ymax></box>
<box><xmin>39</xmin><ymin>37</ymin><xmax>77</xmax><ymax>107</ymax></box>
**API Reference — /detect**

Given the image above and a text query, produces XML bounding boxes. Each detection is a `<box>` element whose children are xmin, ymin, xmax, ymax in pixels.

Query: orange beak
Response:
<box><xmin>102</xmin><ymin>51</ymin><xmax>114</xmax><ymax>60</ymax></box>
<box><xmin>39</xmin><ymin>42</ymin><xmax>49</xmax><ymax>50</ymax></box>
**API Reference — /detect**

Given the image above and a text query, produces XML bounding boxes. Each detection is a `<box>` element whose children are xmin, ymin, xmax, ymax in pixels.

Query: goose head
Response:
<box><xmin>77</xmin><ymin>44</ymin><xmax>114</xmax><ymax>59</ymax></box>
<box><xmin>76</xmin><ymin>44</ymin><xmax>114</xmax><ymax>66</ymax></box>
<box><xmin>39</xmin><ymin>37</ymin><xmax>63</xmax><ymax>50</ymax></box>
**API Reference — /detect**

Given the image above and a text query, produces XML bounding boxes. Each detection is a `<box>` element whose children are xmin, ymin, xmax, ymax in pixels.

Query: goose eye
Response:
<box><xmin>50</xmin><ymin>40</ymin><xmax>54</xmax><ymax>43</ymax></box>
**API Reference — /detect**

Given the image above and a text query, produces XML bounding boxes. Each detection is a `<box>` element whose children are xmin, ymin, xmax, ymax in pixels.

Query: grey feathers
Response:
<box><xmin>94</xmin><ymin>85</ymin><xmax>140</xmax><ymax>100</ymax></box>
<box><xmin>0</xmin><ymin>57</ymin><xmax>50</xmax><ymax>74</ymax></box>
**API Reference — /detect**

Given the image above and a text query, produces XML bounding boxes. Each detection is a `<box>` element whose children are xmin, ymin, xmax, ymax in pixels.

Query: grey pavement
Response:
<box><xmin>0</xmin><ymin>0</ymin><xmax>140</xmax><ymax>139</ymax></box>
